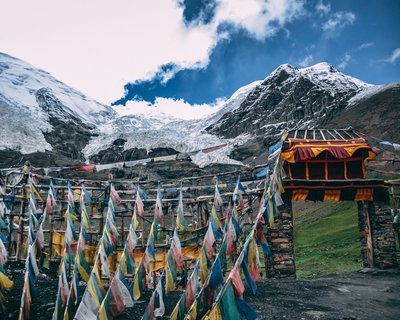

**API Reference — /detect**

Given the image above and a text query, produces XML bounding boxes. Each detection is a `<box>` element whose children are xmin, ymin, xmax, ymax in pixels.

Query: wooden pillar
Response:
<box><xmin>357</xmin><ymin>201</ymin><xmax>374</xmax><ymax>267</ymax></box>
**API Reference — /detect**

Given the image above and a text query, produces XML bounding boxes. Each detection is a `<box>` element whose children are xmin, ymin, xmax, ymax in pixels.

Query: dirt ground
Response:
<box><xmin>248</xmin><ymin>268</ymin><xmax>400</xmax><ymax>320</ymax></box>
<box><xmin>3</xmin><ymin>265</ymin><xmax>400</xmax><ymax>319</ymax></box>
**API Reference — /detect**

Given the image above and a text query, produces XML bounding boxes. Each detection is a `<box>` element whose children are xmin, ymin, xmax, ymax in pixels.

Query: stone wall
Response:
<box><xmin>357</xmin><ymin>200</ymin><xmax>398</xmax><ymax>269</ymax></box>
<box><xmin>267</xmin><ymin>191</ymin><xmax>296</xmax><ymax>278</ymax></box>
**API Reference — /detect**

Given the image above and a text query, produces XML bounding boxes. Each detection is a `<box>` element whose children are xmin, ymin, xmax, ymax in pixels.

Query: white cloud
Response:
<box><xmin>298</xmin><ymin>54</ymin><xmax>314</xmax><ymax>67</ymax></box>
<box><xmin>316</xmin><ymin>0</ymin><xmax>331</xmax><ymax>16</ymax></box>
<box><xmin>387</xmin><ymin>48</ymin><xmax>400</xmax><ymax>64</ymax></box>
<box><xmin>113</xmin><ymin>97</ymin><xmax>224</xmax><ymax>120</ymax></box>
<box><xmin>214</xmin><ymin>0</ymin><xmax>305</xmax><ymax>40</ymax></box>
<box><xmin>337</xmin><ymin>53</ymin><xmax>351</xmax><ymax>70</ymax></box>
<box><xmin>358</xmin><ymin>42</ymin><xmax>374</xmax><ymax>50</ymax></box>
<box><xmin>0</xmin><ymin>0</ymin><xmax>305</xmax><ymax>104</ymax></box>
<box><xmin>322</xmin><ymin>11</ymin><xmax>355</xmax><ymax>32</ymax></box>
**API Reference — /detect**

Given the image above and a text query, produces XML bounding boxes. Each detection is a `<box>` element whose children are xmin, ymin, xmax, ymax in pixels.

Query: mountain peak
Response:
<box><xmin>300</xmin><ymin>61</ymin><xmax>336</xmax><ymax>72</ymax></box>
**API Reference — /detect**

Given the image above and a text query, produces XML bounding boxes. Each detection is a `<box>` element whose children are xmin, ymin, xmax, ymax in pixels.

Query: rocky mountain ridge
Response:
<box><xmin>0</xmin><ymin>53</ymin><xmax>399</xmax><ymax>179</ymax></box>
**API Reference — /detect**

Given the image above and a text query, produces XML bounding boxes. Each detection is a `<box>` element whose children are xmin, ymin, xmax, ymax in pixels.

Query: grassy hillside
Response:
<box><xmin>293</xmin><ymin>201</ymin><xmax>363</xmax><ymax>278</ymax></box>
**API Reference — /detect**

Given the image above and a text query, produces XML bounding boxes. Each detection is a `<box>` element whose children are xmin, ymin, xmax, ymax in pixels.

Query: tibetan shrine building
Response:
<box><xmin>268</xmin><ymin>129</ymin><xmax>398</xmax><ymax>278</ymax></box>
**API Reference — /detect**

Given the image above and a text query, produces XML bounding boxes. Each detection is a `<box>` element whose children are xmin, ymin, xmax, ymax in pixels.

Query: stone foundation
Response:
<box><xmin>268</xmin><ymin>191</ymin><xmax>296</xmax><ymax>278</ymax></box>
<box><xmin>357</xmin><ymin>200</ymin><xmax>398</xmax><ymax>268</ymax></box>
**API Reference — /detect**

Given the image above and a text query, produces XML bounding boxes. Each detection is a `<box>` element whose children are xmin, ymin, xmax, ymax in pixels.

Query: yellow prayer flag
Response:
<box><xmin>208</xmin><ymin>304</ymin><xmax>222</xmax><ymax>320</ymax></box>
<box><xmin>188</xmin><ymin>299</ymin><xmax>197</xmax><ymax>320</ymax></box>
<box><xmin>169</xmin><ymin>304</ymin><xmax>179</xmax><ymax>320</ymax></box>
<box><xmin>0</xmin><ymin>273</ymin><xmax>13</xmax><ymax>291</ymax></box>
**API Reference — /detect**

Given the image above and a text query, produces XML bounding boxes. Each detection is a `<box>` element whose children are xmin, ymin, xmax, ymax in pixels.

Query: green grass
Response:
<box><xmin>294</xmin><ymin>201</ymin><xmax>363</xmax><ymax>278</ymax></box>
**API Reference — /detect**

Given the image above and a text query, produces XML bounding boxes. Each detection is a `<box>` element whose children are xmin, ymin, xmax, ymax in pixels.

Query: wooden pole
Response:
<box><xmin>171</xmin><ymin>206</ymin><xmax>175</xmax><ymax>231</ymax></box>
<box><xmin>7</xmin><ymin>188</ymin><xmax>16</xmax><ymax>257</ymax></box>
<box><xmin>190</xmin><ymin>204</ymin><xmax>195</xmax><ymax>230</ymax></box>
<box><xmin>49</xmin><ymin>206</ymin><xmax>54</xmax><ymax>259</ymax></box>
<box><xmin>141</xmin><ymin>219</ymin><xmax>145</xmax><ymax>247</ymax></box>
<box><xmin>16</xmin><ymin>183</ymin><xmax>26</xmax><ymax>260</ymax></box>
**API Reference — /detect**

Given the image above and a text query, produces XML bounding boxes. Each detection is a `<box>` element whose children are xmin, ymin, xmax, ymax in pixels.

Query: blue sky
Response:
<box><xmin>1</xmin><ymin>0</ymin><xmax>399</xmax><ymax>116</ymax></box>
<box><xmin>117</xmin><ymin>0</ymin><xmax>400</xmax><ymax>105</ymax></box>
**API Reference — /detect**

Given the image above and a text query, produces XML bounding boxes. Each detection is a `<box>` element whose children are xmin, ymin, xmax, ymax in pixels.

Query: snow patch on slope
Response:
<box><xmin>347</xmin><ymin>83</ymin><xmax>399</xmax><ymax>106</ymax></box>
<box><xmin>83</xmin><ymin>81</ymin><xmax>261</xmax><ymax>167</ymax></box>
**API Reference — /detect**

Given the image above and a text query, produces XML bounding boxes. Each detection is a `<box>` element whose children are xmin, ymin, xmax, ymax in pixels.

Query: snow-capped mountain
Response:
<box><xmin>0</xmin><ymin>52</ymin><xmax>258</xmax><ymax>168</ymax></box>
<box><xmin>0</xmin><ymin>52</ymin><xmax>115</xmax><ymax>156</ymax></box>
<box><xmin>205</xmin><ymin>62</ymin><xmax>373</xmax><ymax>160</ymax></box>
<box><xmin>207</xmin><ymin>62</ymin><xmax>371</xmax><ymax>138</ymax></box>
<box><xmin>1</xmin><ymin>52</ymin><xmax>398</xmax><ymax>176</ymax></box>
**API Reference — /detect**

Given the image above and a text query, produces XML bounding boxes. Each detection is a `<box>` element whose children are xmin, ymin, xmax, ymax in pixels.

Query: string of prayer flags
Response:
<box><xmin>210</xmin><ymin>206</ymin><xmax>222</xmax><ymax>231</ymax></box>
<box><xmin>67</xmin><ymin>182</ymin><xmax>75</xmax><ymax>207</ymax></box>
<box><xmin>110</xmin><ymin>184</ymin><xmax>121</xmax><ymax>205</ymax></box>
<box><xmin>185</xmin><ymin>262</ymin><xmax>200</xmax><ymax>309</ymax></box>
<box><xmin>240</xmin><ymin>236</ymin><xmax>259</xmax><ymax>295</ymax></box>
<box><xmin>46</xmin><ymin>180</ymin><xmax>57</xmax><ymax>215</ymax></box>
<box><xmin>81</xmin><ymin>204</ymin><xmax>91</xmax><ymax>230</ymax></box>
<box><xmin>0</xmin><ymin>237</ymin><xmax>13</xmax><ymax>310</ymax></box>
<box><xmin>204</xmin><ymin>222</ymin><xmax>216</xmax><ymax>260</ymax></box>
<box><xmin>76</xmin><ymin>244</ymin><xmax>91</xmax><ymax>282</ymax></box>
<box><xmin>98</xmin><ymin>264</ymin><xmax>133</xmax><ymax>320</ymax></box>
<box><xmin>135</xmin><ymin>187</ymin><xmax>145</xmax><ymax>218</ymax></box>
<box><xmin>99</xmin><ymin>241</ymin><xmax>111</xmax><ymax>278</ymax></box>
<box><xmin>154</xmin><ymin>274</ymin><xmax>166</xmax><ymax>317</ymax></box>
<box><xmin>0</xmin><ymin>263</ymin><xmax>13</xmax><ymax>300</ymax></box>
<box><xmin>52</xmin><ymin>258</ymin><xmax>70</xmax><ymax>320</ymax></box>
<box><xmin>74</xmin><ymin>272</ymin><xmax>104</xmax><ymax>320</ymax></box>
<box><xmin>169</xmin><ymin>293</ymin><xmax>186</xmax><ymax>320</ymax></box>
<box><xmin>209</xmin><ymin>256</ymin><xmax>224</xmax><ymax>290</ymax></box>
<box><xmin>219</xmin><ymin>282</ymin><xmax>241</xmax><ymax>320</ymax></box>
<box><xmin>176</xmin><ymin>187</ymin><xmax>188</xmax><ymax>232</ymax></box>
<box><xmin>29</xmin><ymin>175</ymin><xmax>43</xmax><ymax>202</ymax></box>
<box><xmin>165</xmin><ymin>250</ymin><xmax>177</xmax><ymax>293</ymax></box>
<box><xmin>154</xmin><ymin>185</ymin><xmax>163</xmax><ymax>223</ymax></box>
<box><xmin>63</xmin><ymin>263</ymin><xmax>79</xmax><ymax>320</ymax></box>
<box><xmin>18</xmin><ymin>245</ymin><xmax>39</xmax><ymax>320</ymax></box>
<box><xmin>132</xmin><ymin>261</ymin><xmax>145</xmax><ymax>301</ymax></box>
<box><xmin>233</xmin><ymin>176</ymin><xmax>245</xmax><ymax>210</ymax></box>
<box><xmin>80</xmin><ymin>183</ymin><xmax>92</xmax><ymax>207</ymax></box>
<box><xmin>235</xmin><ymin>297</ymin><xmax>258</xmax><ymax>320</ymax></box>
<box><xmin>133</xmin><ymin>206</ymin><xmax>140</xmax><ymax>229</ymax></box>
<box><xmin>28</xmin><ymin>187</ymin><xmax>39</xmax><ymax>229</ymax></box>
<box><xmin>213</xmin><ymin>179</ymin><xmax>223</xmax><ymax>211</ymax></box>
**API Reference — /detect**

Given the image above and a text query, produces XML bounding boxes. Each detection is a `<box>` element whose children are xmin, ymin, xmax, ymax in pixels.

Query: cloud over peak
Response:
<box><xmin>322</xmin><ymin>11</ymin><xmax>355</xmax><ymax>32</ymax></box>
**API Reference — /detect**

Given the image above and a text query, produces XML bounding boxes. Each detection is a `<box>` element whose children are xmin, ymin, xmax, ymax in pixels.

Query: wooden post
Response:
<box><xmin>363</xmin><ymin>202</ymin><xmax>374</xmax><ymax>268</ymax></box>
<box><xmin>49</xmin><ymin>207</ymin><xmax>54</xmax><ymax>260</ymax></box>
<box><xmin>190</xmin><ymin>204</ymin><xmax>195</xmax><ymax>230</ymax></box>
<box><xmin>16</xmin><ymin>183</ymin><xmax>26</xmax><ymax>261</ymax></box>
<box><xmin>7</xmin><ymin>188</ymin><xmax>16</xmax><ymax>257</ymax></box>
<box><xmin>141</xmin><ymin>219</ymin><xmax>145</xmax><ymax>247</ymax></box>
<box><xmin>90</xmin><ymin>189</ymin><xmax>94</xmax><ymax>218</ymax></box>
<box><xmin>171</xmin><ymin>206</ymin><xmax>175</xmax><ymax>231</ymax></box>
